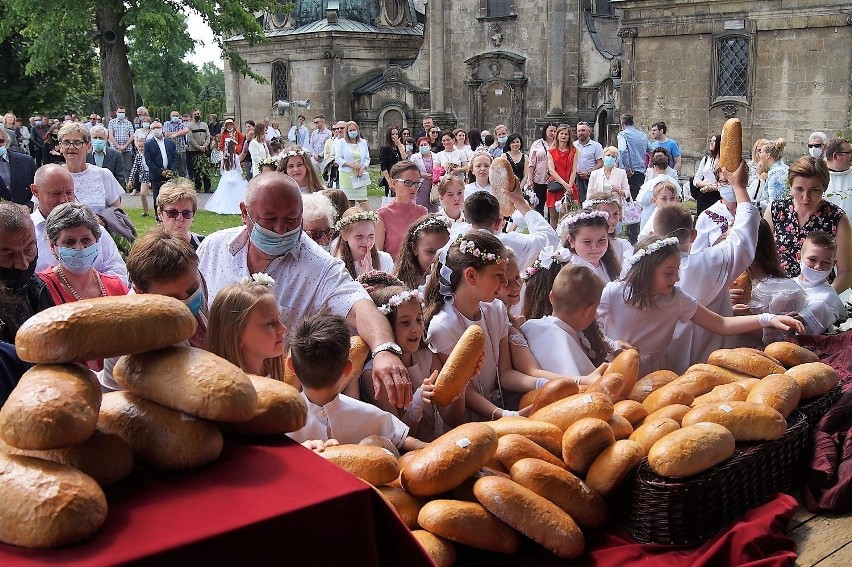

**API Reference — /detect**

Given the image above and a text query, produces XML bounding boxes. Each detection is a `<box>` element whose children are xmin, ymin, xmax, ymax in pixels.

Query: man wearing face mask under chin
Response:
<box><xmin>143</xmin><ymin>121</ymin><xmax>178</xmax><ymax>202</ymax></box>
<box><xmin>197</xmin><ymin>174</ymin><xmax>414</xmax><ymax>408</ymax></box>
<box><xmin>0</xmin><ymin>203</ymin><xmax>54</xmax><ymax>345</ymax></box>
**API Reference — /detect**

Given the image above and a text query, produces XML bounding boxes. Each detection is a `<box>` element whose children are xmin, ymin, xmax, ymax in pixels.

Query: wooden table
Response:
<box><xmin>789</xmin><ymin>494</ymin><xmax>852</xmax><ymax>566</ymax></box>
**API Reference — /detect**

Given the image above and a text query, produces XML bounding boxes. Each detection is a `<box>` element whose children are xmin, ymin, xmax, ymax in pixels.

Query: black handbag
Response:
<box><xmin>547</xmin><ymin>180</ymin><xmax>564</xmax><ymax>193</ymax></box>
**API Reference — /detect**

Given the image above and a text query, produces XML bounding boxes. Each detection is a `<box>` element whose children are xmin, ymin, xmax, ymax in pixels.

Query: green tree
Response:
<box><xmin>1</xmin><ymin>0</ymin><xmax>279</xmax><ymax>119</ymax></box>
<box><xmin>197</xmin><ymin>61</ymin><xmax>225</xmax><ymax>101</ymax></box>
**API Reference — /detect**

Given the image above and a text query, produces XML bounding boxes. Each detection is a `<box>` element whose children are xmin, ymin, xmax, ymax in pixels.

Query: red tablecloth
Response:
<box><xmin>0</xmin><ymin>438</ymin><xmax>434</xmax><ymax>566</ymax></box>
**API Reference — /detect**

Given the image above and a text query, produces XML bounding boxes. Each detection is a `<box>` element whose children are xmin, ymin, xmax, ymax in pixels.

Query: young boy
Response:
<box><xmin>287</xmin><ymin>313</ymin><xmax>425</xmax><ymax>452</ymax></box>
<box><xmin>637</xmin><ymin>179</ymin><xmax>679</xmax><ymax>241</ymax></box>
<box><xmin>795</xmin><ymin>232</ymin><xmax>847</xmax><ymax>334</ymax></box>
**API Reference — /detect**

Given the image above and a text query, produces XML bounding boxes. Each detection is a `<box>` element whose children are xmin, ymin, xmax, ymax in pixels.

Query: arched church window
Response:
<box><xmin>272</xmin><ymin>61</ymin><xmax>289</xmax><ymax>104</ymax></box>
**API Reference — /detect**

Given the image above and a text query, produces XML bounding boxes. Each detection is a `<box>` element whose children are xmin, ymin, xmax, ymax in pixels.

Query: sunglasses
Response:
<box><xmin>162</xmin><ymin>209</ymin><xmax>195</xmax><ymax>219</ymax></box>
<box><xmin>807</xmin><ymin>144</ymin><xmax>823</xmax><ymax>148</ymax></box>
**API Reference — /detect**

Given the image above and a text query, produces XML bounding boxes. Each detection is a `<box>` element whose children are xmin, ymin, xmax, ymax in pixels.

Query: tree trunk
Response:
<box><xmin>97</xmin><ymin>2</ymin><xmax>135</xmax><ymax>120</ymax></box>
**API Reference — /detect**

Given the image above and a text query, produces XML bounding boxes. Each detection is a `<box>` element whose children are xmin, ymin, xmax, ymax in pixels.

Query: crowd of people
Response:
<box><xmin>1</xmin><ymin>105</ymin><xmax>851</xmax><ymax>454</ymax></box>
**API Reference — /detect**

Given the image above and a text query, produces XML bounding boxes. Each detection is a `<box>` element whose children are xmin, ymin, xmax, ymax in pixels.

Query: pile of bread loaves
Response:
<box><xmin>0</xmin><ymin>295</ymin><xmax>308</xmax><ymax>549</ymax></box>
<box><xmin>319</xmin><ymin>342</ymin><xmax>837</xmax><ymax>566</ymax></box>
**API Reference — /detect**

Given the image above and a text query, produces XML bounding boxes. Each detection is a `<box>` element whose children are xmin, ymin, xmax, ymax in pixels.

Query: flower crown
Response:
<box><xmin>623</xmin><ymin>237</ymin><xmax>680</xmax><ymax>269</ymax></box>
<box><xmin>335</xmin><ymin>211</ymin><xmax>380</xmax><ymax>232</ymax></box>
<box><xmin>457</xmin><ymin>235</ymin><xmax>503</xmax><ymax>263</ymax></box>
<box><xmin>564</xmin><ymin>210</ymin><xmax>609</xmax><ymax>226</ymax></box>
<box><xmin>258</xmin><ymin>157</ymin><xmax>280</xmax><ymax>167</ymax></box>
<box><xmin>377</xmin><ymin>289</ymin><xmax>423</xmax><ymax>315</ymax></box>
<box><xmin>520</xmin><ymin>245</ymin><xmax>572</xmax><ymax>281</ymax></box>
<box><xmin>356</xmin><ymin>270</ymin><xmax>403</xmax><ymax>287</ymax></box>
<box><xmin>470</xmin><ymin>148</ymin><xmax>493</xmax><ymax>161</ymax></box>
<box><xmin>282</xmin><ymin>147</ymin><xmax>309</xmax><ymax>158</ymax></box>
<box><xmin>582</xmin><ymin>197</ymin><xmax>618</xmax><ymax>209</ymax></box>
<box><xmin>241</xmin><ymin>272</ymin><xmax>276</xmax><ymax>286</ymax></box>
<box><xmin>412</xmin><ymin>215</ymin><xmax>453</xmax><ymax>236</ymax></box>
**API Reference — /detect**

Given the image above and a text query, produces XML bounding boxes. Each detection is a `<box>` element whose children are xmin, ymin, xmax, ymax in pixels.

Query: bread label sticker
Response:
<box><xmin>580</xmin><ymin>481</ymin><xmax>591</xmax><ymax>494</ymax></box>
<box><xmin>180</xmin><ymin>412</ymin><xmax>196</xmax><ymax>421</ymax></box>
<box><xmin>456</xmin><ymin>438</ymin><xmax>471</xmax><ymax>449</ymax></box>
<box><xmin>719</xmin><ymin>404</ymin><xmax>733</xmax><ymax>413</ymax></box>
<box><xmin>583</xmin><ymin>395</ymin><xmax>593</xmax><ymax>404</ymax></box>
<box><xmin>642</xmin><ymin>384</ymin><xmax>653</xmax><ymax>392</ymax></box>
<box><xmin>382</xmin><ymin>449</ymin><xmax>395</xmax><ymax>457</ymax></box>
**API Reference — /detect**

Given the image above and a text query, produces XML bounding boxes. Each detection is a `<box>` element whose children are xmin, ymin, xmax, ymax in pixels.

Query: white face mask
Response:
<box><xmin>808</xmin><ymin>146</ymin><xmax>823</xmax><ymax>158</ymax></box>
<box><xmin>800</xmin><ymin>262</ymin><xmax>831</xmax><ymax>283</ymax></box>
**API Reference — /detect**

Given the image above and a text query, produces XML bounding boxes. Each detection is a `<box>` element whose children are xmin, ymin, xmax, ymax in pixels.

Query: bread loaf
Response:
<box><xmin>497</xmin><ymin>433</ymin><xmax>567</xmax><ymax>471</ymax></box>
<box><xmin>764</xmin><ymin>342</ymin><xmax>819</xmax><ymax>368</ymax></box>
<box><xmin>629</xmin><ymin>417</ymin><xmax>681</xmax><ymax>454</ymax></box>
<box><xmin>613</xmin><ymin>399</ymin><xmax>648</xmax><ymax>425</ymax></box>
<box><xmin>320</xmin><ymin>444</ymin><xmax>399</xmax><ymax>485</ymax></box>
<box><xmin>449</xmin><ymin>467</ymin><xmax>511</xmax><ymax>502</ymax></box>
<box><xmin>530</xmin><ymin>378</ymin><xmax>580</xmax><ymax>413</ymax></box>
<box><xmin>685</xmin><ymin>363</ymin><xmax>753</xmax><ymax>384</ymax></box>
<box><xmin>670</xmin><ymin>371</ymin><xmax>733</xmax><ymax>397</ymax></box>
<box><xmin>0</xmin><ymin>430</ymin><xmax>133</xmax><ymax>487</ymax></box>
<box><xmin>785</xmin><ymin>362</ymin><xmax>839</xmax><ymax>399</ymax></box>
<box><xmin>474</xmin><ymin>476</ymin><xmax>585</xmax><ymax>560</ymax></box>
<box><xmin>14</xmin><ymin>295</ymin><xmax>196</xmax><ymax>363</ymax></box>
<box><xmin>682</xmin><ymin>401</ymin><xmax>786</xmax><ymax>441</ymax></box>
<box><xmin>418</xmin><ymin>499</ymin><xmax>521</xmax><ymax>554</ymax></box>
<box><xmin>283</xmin><ymin>353</ymin><xmax>300</xmax><ymax>389</ymax></box>
<box><xmin>360</xmin><ymin>435</ymin><xmax>401</xmax><ymax>458</ymax></box>
<box><xmin>0</xmin><ymin>453</ymin><xmax>108</xmax><ymax>549</ymax></box>
<box><xmin>585</xmin><ymin>440</ymin><xmax>645</xmax><ymax>496</ymax></box>
<box><xmin>519</xmin><ymin>389</ymin><xmax>538</xmax><ymax>410</ymax></box>
<box><xmin>642</xmin><ymin>404</ymin><xmax>691</xmax><ymax>425</ymax></box>
<box><xmin>225</xmin><ymin>376</ymin><xmax>305</xmax><ymax>436</ymax></box>
<box><xmin>98</xmin><ymin>391</ymin><xmax>223</xmax><ymax>469</ymax></box>
<box><xmin>489</xmin><ymin>156</ymin><xmax>517</xmax><ymax>217</ymax></box>
<box><xmin>347</xmin><ymin>336</ymin><xmax>371</xmax><ymax>383</ymax></box>
<box><xmin>401</xmin><ymin>422</ymin><xmax>498</xmax><ymax>496</ymax></box>
<box><xmin>608</xmin><ymin>414</ymin><xmax>634</xmax><ymax>440</ymax></box>
<box><xmin>485</xmin><ymin>417</ymin><xmax>564</xmax><ymax>457</ymax></box>
<box><xmin>647</xmin><ymin>422</ymin><xmax>735</xmax><ymax>478</ymax></box>
<box><xmin>628</xmin><ymin>370</ymin><xmax>678</xmax><ymax>402</ymax></box>
<box><xmin>739</xmin><ymin>347</ymin><xmax>784</xmax><ymax>367</ymax></box>
<box><xmin>411</xmin><ymin>530</ymin><xmax>457</xmax><ymax>567</ymax></box>
<box><xmin>431</xmin><ymin>325</ymin><xmax>485</xmax><ymax>406</ymax></box>
<box><xmin>642</xmin><ymin>384</ymin><xmax>694</xmax><ymax>414</ymax></box>
<box><xmin>692</xmin><ymin>383</ymin><xmax>748</xmax><ymax>406</ymax></box>
<box><xmin>0</xmin><ymin>364</ymin><xmax>101</xmax><ymax>450</ymax></box>
<box><xmin>735</xmin><ymin>377</ymin><xmax>761</xmax><ymax>392</ymax></box>
<box><xmin>377</xmin><ymin>486</ymin><xmax>424</xmax><ymax>529</ymax></box>
<box><xmin>729</xmin><ymin>271</ymin><xmax>752</xmax><ymax>304</ymax></box>
<box><xmin>708</xmin><ymin>348</ymin><xmax>785</xmax><ymax>378</ymax></box>
<box><xmin>509</xmin><ymin>458</ymin><xmax>608</xmax><ymax>529</ymax></box>
<box><xmin>530</xmin><ymin>392</ymin><xmax>613</xmax><ymax>432</ymax></box>
<box><xmin>562</xmin><ymin>417</ymin><xmax>616</xmax><ymax>474</ymax></box>
<box><xmin>114</xmin><ymin>346</ymin><xmax>257</xmax><ymax>422</ymax></box>
<box><xmin>746</xmin><ymin>374</ymin><xmax>801</xmax><ymax>418</ymax></box>
<box><xmin>586</xmin><ymin>372</ymin><xmax>625</xmax><ymax>402</ymax></box>
<box><xmin>720</xmin><ymin>118</ymin><xmax>743</xmax><ymax>172</ymax></box>
<box><xmin>609</xmin><ymin>349</ymin><xmax>640</xmax><ymax>398</ymax></box>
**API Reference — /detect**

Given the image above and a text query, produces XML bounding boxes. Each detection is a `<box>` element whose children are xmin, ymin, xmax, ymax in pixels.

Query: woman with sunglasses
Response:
<box><xmin>159</xmin><ymin>179</ymin><xmax>206</xmax><ymax>250</ymax></box>
<box><xmin>277</xmin><ymin>145</ymin><xmax>325</xmax><ymax>193</ymax></box>
<box><xmin>205</xmin><ymin>137</ymin><xmax>247</xmax><ymax>215</ymax></box>
<box><xmin>375</xmin><ymin>160</ymin><xmax>429</xmax><ymax>260</ymax></box>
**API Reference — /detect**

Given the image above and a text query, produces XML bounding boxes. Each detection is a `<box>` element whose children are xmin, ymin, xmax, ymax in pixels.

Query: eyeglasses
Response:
<box><xmin>835</xmin><ymin>150</ymin><xmax>852</xmax><ymax>156</ymax></box>
<box><xmin>334</xmin><ymin>127</ymin><xmax>344</xmax><ymax>131</ymax></box>
<box><xmin>162</xmin><ymin>209</ymin><xmax>195</xmax><ymax>219</ymax></box>
<box><xmin>429</xmin><ymin>130</ymin><xmax>439</xmax><ymax>134</ymax></box>
<box><xmin>307</xmin><ymin>228</ymin><xmax>333</xmax><ymax>240</ymax></box>
<box><xmin>394</xmin><ymin>179</ymin><xmax>424</xmax><ymax>188</ymax></box>
<box><xmin>59</xmin><ymin>140</ymin><xmax>86</xmax><ymax>148</ymax></box>
<box><xmin>807</xmin><ymin>144</ymin><xmax>823</xmax><ymax>148</ymax></box>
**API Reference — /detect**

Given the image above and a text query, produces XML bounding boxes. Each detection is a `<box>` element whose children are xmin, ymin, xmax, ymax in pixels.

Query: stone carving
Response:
<box><xmin>489</xmin><ymin>61</ymin><xmax>501</xmax><ymax>77</ymax></box>
<box><xmin>491</xmin><ymin>23</ymin><xmax>503</xmax><ymax>48</ymax></box>
<box><xmin>617</xmin><ymin>27</ymin><xmax>638</xmax><ymax>39</ymax></box>
<box><xmin>846</xmin><ymin>13</ymin><xmax>852</xmax><ymax>26</ymax></box>
<box><xmin>384</xmin><ymin>65</ymin><xmax>403</xmax><ymax>83</ymax></box>
<box><xmin>722</xmin><ymin>103</ymin><xmax>739</xmax><ymax>118</ymax></box>
<box><xmin>610</xmin><ymin>58</ymin><xmax>621</xmax><ymax>79</ymax></box>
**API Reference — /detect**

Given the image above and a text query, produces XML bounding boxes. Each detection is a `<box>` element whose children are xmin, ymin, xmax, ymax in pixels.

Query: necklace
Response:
<box><xmin>57</xmin><ymin>266</ymin><xmax>106</xmax><ymax>301</ymax></box>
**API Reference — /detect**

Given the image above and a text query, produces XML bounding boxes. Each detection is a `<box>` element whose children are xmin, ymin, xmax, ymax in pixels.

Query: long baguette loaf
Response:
<box><xmin>431</xmin><ymin>325</ymin><xmax>485</xmax><ymax>406</ymax></box>
<box><xmin>411</xmin><ymin>530</ymin><xmax>457</xmax><ymax>567</ymax></box>
<box><xmin>629</xmin><ymin>417</ymin><xmax>681</xmax><ymax>454</ymax></box>
<box><xmin>642</xmin><ymin>383</ymin><xmax>694</xmax><ymax>414</ymax></box>
<box><xmin>763</xmin><ymin>342</ymin><xmax>819</xmax><ymax>368</ymax></box>
<box><xmin>530</xmin><ymin>378</ymin><xmax>580</xmax><ymax>413</ymax></box>
<box><xmin>497</xmin><ymin>433</ymin><xmax>567</xmax><ymax>471</ymax></box>
<box><xmin>562</xmin><ymin>417</ymin><xmax>615</xmax><ymax>474</ymax></box>
<box><xmin>484</xmin><ymin>417</ymin><xmax>564</xmax><ymax>457</ymax></box>
<box><xmin>785</xmin><ymin>362</ymin><xmax>839</xmax><ymax>399</ymax></box>
<box><xmin>418</xmin><ymin>499</ymin><xmax>521</xmax><ymax>554</ymax></box>
<box><xmin>641</xmin><ymin>404</ymin><xmax>692</xmax><ymax>426</ymax></box>
<box><xmin>647</xmin><ymin>422</ymin><xmax>735</xmax><ymax>478</ymax></box>
<box><xmin>685</xmin><ymin>363</ymin><xmax>753</xmax><ymax>384</ymax></box>
<box><xmin>691</xmin><ymin>383</ymin><xmax>748</xmax><ymax>406</ymax></box>
<box><xmin>720</xmin><ymin>118</ymin><xmax>743</xmax><ymax>172</ymax></box>
<box><xmin>746</xmin><ymin>374</ymin><xmax>801</xmax><ymax>418</ymax></box>
<box><xmin>15</xmin><ymin>295</ymin><xmax>196</xmax><ymax>363</ymax></box>
<box><xmin>530</xmin><ymin>392</ymin><xmax>613</xmax><ymax>432</ymax></box>
<box><xmin>613</xmin><ymin>399</ymin><xmax>648</xmax><ymax>425</ymax></box>
<box><xmin>585</xmin><ymin>439</ymin><xmax>645</xmax><ymax>496</ymax></box>
<box><xmin>0</xmin><ymin>364</ymin><xmax>101</xmax><ymax>450</ymax></box>
<box><xmin>227</xmin><ymin>376</ymin><xmax>306</xmax><ymax>435</ymax></box>
<box><xmin>628</xmin><ymin>370</ymin><xmax>679</xmax><ymax>402</ymax></box>
<box><xmin>114</xmin><ymin>346</ymin><xmax>257</xmax><ymax>423</ymax></box>
<box><xmin>319</xmin><ymin>444</ymin><xmax>399</xmax><ymax>486</ymax></box>
<box><xmin>729</xmin><ymin>271</ymin><xmax>752</xmax><ymax>304</ymax></box>
<box><xmin>681</xmin><ymin>401</ymin><xmax>786</xmax><ymax>441</ymax></box>
<box><xmin>670</xmin><ymin>370</ymin><xmax>734</xmax><ymax>397</ymax></box>
<box><xmin>708</xmin><ymin>348</ymin><xmax>785</xmax><ymax>378</ymax></box>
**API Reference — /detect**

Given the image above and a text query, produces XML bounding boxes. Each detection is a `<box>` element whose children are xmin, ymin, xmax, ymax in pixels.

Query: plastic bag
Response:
<box><xmin>749</xmin><ymin>277</ymin><xmax>808</xmax><ymax>344</ymax></box>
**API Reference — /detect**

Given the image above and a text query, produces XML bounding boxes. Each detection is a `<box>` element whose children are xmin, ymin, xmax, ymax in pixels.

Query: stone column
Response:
<box><xmin>429</xmin><ymin>0</ymin><xmax>445</xmax><ymax>111</ymax></box>
<box><xmin>617</xmin><ymin>27</ymin><xmax>638</xmax><ymax>114</ymax></box>
<box><xmin>546</xmin><ymin>0</ymin><xmax>566</xmax><ymax>115</ymax></box>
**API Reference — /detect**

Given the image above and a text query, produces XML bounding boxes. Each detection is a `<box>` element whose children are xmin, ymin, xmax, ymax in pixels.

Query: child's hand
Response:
<box><xmin>421</xmin><ymin>372</ymin><xmax>436</xmax><ymax>404</ymax></box>
<box><xmin>615</xmin><ymin>340</ymin><xmax>635</xmax><ymax>353</ymax></box>
<box><xmin>584</xmin><ymin>363</ymin><xmax>610</xmax><ymax>384</ymax></box>
<box><xmin>729</xmin><ymin>287</ymin><xmax>746</xmax><ymax>304</ymax></box>
<box><xmin>770</xmin><ymin>315</ymin><xmax>806</xmax><ymax>334</ymax></box>
<box><xmin>732</xmin><ymin>304</ymin><xmax>752</xmax><ymax>317</ymax></box>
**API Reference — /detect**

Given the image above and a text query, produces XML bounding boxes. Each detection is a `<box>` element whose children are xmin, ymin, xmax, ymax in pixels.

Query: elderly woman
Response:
<box><xmin>333</xmin><ymin>120</ymin><xmax>371</xmax><ymax>206</ymax></box>
<box><xmin>765</xmin><ymin>155</ymin><xmax>852</xmax><ymax>293</ymax></box>
<box><xmin>303</xmin><ymin>192</ymin><xmax>337</xmax><ymax>252</ymax></box>
<box><xmin>278</xmin><ymin>146</ymin><xmax>325</xmax><ymax>193</ymax></box>
<box><xmin>58</xmin><ymin>123</ymin><xmax>123</xmax><ymax>209</ymax></box>
<box><xmin>157</xmin><ymin>178</ymin><xmax>205</xmax><ymax>251</ymax></box>
<box><xmin>587</xmin><ymin>145</ymin><xmax>629</xmax><ymax>204</ymax></box>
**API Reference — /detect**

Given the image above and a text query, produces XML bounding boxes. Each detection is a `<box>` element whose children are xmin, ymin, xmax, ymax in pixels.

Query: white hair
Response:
<box><xmin>302</xmin><ymin>193</ymin><xmax>336</xmax><ymax>226</ymax></box>
<box><xmin>90</xmin><ymin>124</ymin><xmax>107</xmax><ymax>137</ymax></box>
<box><xmin>810</xmin><ymin>131</ymin><xmax>829</xmax><ymax>144</ymax></box>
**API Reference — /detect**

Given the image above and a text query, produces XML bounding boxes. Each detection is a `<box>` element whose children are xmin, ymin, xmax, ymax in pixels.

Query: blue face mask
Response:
<box><xmin>419</xmin><ymin>146</ymin><xmax>430</xmax><ymax>154</ymax></box>
<box><xmin>348</xmin><ymin>130</ymin><xmax>358</xmax><ymax>139</ymax></box>
<box><xmin>142</xmin><ymin>122</ymin><xmax>151</xmax><ymax>129</ymax></box>
<box><xmin>58</xmin><ymin>242</ymin><xmax>100</xmax><ymax>274</ymax></box>
<box><xmin>603</xmin><ymin>156</ymin><xmax>616</xmax><ymax>168</ymax></box>
<box><xmin>35</xmin><ymin>120</ymin><xmax>42</xmax><ymax>126</ymax></box>
<box><xmin>248</xmin><ymin>213</ymin><xmax>302</xmax><ymax>257</ymax></box>
<box><xmin>0</xmin><ymin>147</ymin><xmax>6</xmax><ymax>158</ymax></box>
<box><xmin>171</xmin><ymin>116</ymin><xmax>180</xmax><ymax>123</ymax></box>
<box><xmin>497</xmin><ymin>136</ymin><xmax>508</xmax><ymax>145</ymax></box>
<box><xmin>183</xmin><ymin>285</ymin><xmax>205</xmax><ymax>316</ymax></box>
<box><xmin>92</xmin><ymin>139</ymin><xmax>107</xmax><ymax>152</ymax></box>
<box><xmin>116</xmin><ymin>112</ymin><xmax>126</xmax><ymax>120</ymax></box>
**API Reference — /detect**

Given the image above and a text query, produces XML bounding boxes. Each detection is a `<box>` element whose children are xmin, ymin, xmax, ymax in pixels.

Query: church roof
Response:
<box><xmin>229</xmin><ymin>18</ymin><xmax>424</xmax><ymax>41</ymax></box>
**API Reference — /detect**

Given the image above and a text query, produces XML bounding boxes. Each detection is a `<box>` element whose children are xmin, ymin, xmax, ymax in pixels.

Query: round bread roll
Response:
<box><xmin>359</xmin><ymin>435</ymin><xmax>401</xmax><ymax>458</ymax></box>
<box><xmin>418</xmin><ymin>499</ymin><xmax>521</xmax><ymax>554</ymax></box>
<box><xmin>763</xmin><ymin>342</ymin><xmax>819</xmax><ymax>368</ymax></box>
<box><xmin>641</xmin><ymin>403</ymin><xmax>692</xmax><ymax>426</ymax></box>
<box><xmin>685</xmin><ymin>363</ymin><xmax>753</xmax><ymax>384</ymax></box>
<box><xmin>0</xmin><ymin>363</ymin><xmax>101</xmax><ymax>450</ymax></box>
<box><xmin>586</xmin><ymin>372</ymin><xmax>625</xmax><ymax>402</ymax></box>
<box><xmin>562</xmin><ymin>417</ymin><xmax>616</xmax><ymax>474</ymax></box>
<box><xmin>411</xmin><ymin>530</ymin><xmax>457</xmax><ymax>567</ymax></box>
<box><xmin>785</xmin><ymin>362</ymin><xmax>839</xmax><ymax>399</ymax></box>
<box><xmin>708</xmin><ymin>348</ymin><xmax>785</xmax><ymax>378</ymax></box>
<box><xmin>607</xmin><ymin>414</ymin><xmax>634</xmax><ymax>440</ymax></box>
<box><xmin>474</xmin><ymin>476</ymin><xmax>585</xmax><ymax>560</ymax></box>
<box><xmin>401</xmin><ymin>422</ymin><xmax>498</xmax><ymax>496</ymax></box>
<box><xmin>509</xmin><ymin>457</ymin><xmax>608</xmax><ymax>529</ymax></box>
<box><xmin>227</xmin><ymin>376</ymin><xmax>306</xmax><ymax>435</ymax></box>
<box><xmin>489</xmin><ymin>156</ymin><xmax>517</xmax><ymax>217</ymax></box>
<box><xmin>746</xmin><ymin>374</ymin><xmax>802</xmax><ymax>418</ymax></box>
<box><xmin>585</xmin><ymin>439</ymin><xmax>645</xmax><ymax>496</ymax></box>
<box><xmin>647</xmin><ymin>422</ymin><xmax>736</xmax><ymax>478</ymax></box>
<box><xmin>530</xmin><ymin>378</ymin><xmax>580</xmax><ymax>413</ymax></box>
<box><xmin>114</xmin><ymin>346</ymin><xmax>257</xmax><ymax>423</ymax></box>
<box><xmin>609</xmin><ymin>348</ymin><xmax>640</xmax><ymax>397</ymax></box>
<box><xmin>613</xmin><ymin>399</ymin><xmax>648</xmax><ymax>425</ymax></box>
<box><xmin>729</xmin><ymin>271</ymin><xmax>752</xmax><ymax>304</ymax></box>
<box><xmin>377</xmin><ymin>486</ymin><xmax>424</xmax><ymax>529</ymax></box>
<box><xmin>642</xmin><ymin>384</ymin><xmax>694</xmax><ymax>414</ymax></box>
<box><xmin>0</xmin><ymin>430</ymin><xmax>133</xmax><ymax>487</ymax></box>
<box><xmin>692</xmin><ymin>383</ymin><xmax>748</xmax><ymax>406</ymax></box>
<box><xmin>15</xmin><ymin>294</ymin><xmax>196</xmax><ymax>364</ymax></box>
<box><xmin>720</xmin><ymin>117</ymin><xmax>743</xmax><ymax>172</ymax></box>
<box><xmin>681</xmin><ymin>401</ymin><xmax>786</xmax><ymax>441</ymax></box>
<box><xmin>431</xmin><ymin>325</ymin><xmax>485</xmax><ymax>406</ymax></box>
<box><xmin>98</xmin><ymin>391</ymin><xmax>223</xmax><ymax>469</ymax></box>
<box><xmin>0</xmin><ymin>453</ymin><xmax>107</xmax><ymax>548</ymax></box>
<box><xmin>530</xmin><ymin>392</ymin><xmax>613</xmax><ymax>432</ymax></box>
<box><xmin>320</xmin><ymin>444</ymin><xmax>399</xmax><ymax>486</ymax></box>
<box><xmin>628</xmin><ymin>370</ymin><xmax>679</xmax><ymax>402</ymax></box>
<box><xmin>484</xmin><ymin>417</ymin><xmax>564</xmax><ymax>457</ymax></box>
<box><xmin>670</xmin><ymin>370</ymin><xmax>733</xmax><ymax>397</ymax></box>
<box><xmin>629</xmin><ymin>417</ymin><xmax>681</xmax><ymax>454</ymax></box>
<box><xmin>497</xmin><ymin>433</ymin><xmax>567</xmax><ymax>471</ymax></box>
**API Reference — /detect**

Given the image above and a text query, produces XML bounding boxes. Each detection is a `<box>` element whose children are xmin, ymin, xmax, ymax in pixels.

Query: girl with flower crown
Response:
<box><xmin>584</xmin><ymin>192</ymin><xmax>633</xmax><ymax>263</ymax></box>
<box><xmin>394</xmin><ymin>214</ymin><xmax>452</xmax><ymax>291</ymax></box>
<box><xmin>559</xmin><ymin>209</ymin><xmax>621</xmax><ymax>283</ymax></box>
<box><xmin>360</xmin><ymin>285</ymin><xmax>464</xmax><ymax>441</ymax></box>
<box><xmin>334</xmin><ymin>207</ymin><xmax>395</xmax><ymax>278</ymax></box>
<box><xmin>597</xmin><ymin>235</ymin><xmax>805</xmax><ymax>375</ymax></box>
<box><xmin>464</xmin><ymin>150</ymin><xmax>493</xmax><ymax>199</ymax></box>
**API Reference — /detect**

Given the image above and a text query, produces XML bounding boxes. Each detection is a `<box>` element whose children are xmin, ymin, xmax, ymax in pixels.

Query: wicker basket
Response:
<box><xmin>627</xmin><ymin>411</ymin><xmax>809</xmax><ymax>546</ymax></box>
<box><xmin>795</xmin><ymin>383</ymin><xmax>843</xmax><ymax>428</ymax></box>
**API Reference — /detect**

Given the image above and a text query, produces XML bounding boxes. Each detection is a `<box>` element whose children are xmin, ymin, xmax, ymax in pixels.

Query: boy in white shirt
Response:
<box><xmin>287</xmin><ymin>313</ymin><xmax>426</xmax><ymax>451</ymax></box>
<box><xmin>795</xmin><ymin>232</ymin><xmax>847</xmax><ymax>334</ymax></box>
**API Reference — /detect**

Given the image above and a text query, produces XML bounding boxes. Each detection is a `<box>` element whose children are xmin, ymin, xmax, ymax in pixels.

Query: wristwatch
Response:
<box><xmin>371</xmin><ymin>342</ymin><xmax>403</xmax><ymax>357</ymax></box>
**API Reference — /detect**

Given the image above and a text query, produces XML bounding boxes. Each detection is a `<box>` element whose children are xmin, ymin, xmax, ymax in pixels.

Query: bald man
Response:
<box><xmin>30</xmin><ymin>164</ymin><xmax>128</xmax><ymax>283</ymax></box>
<box><xmin>197</xmin><ymin>173</ymin><xmax>412</xmax><ymax>408</ymax></box>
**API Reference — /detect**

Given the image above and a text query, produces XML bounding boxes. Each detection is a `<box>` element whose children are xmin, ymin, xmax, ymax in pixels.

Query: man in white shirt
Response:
<box><xmin>573</xmin><ymin>121</ymin><xmax>603</xmax><ymax>203</ymax></box>
<box><xmin>29</xmin><ymin>164</ymin><xmax>128</xmax><ymax>284</ymax></box>
<box><xmin>825</xmin><ymin>137</ymin><xmax>852</xmax><ymax>219</ymax></box>
<box><xmin>196</xmin><ymin>173</ymin><xmax>413</xmax><ymax>408</ymax></box>
<box><xmin>288</xmin><ymin>115</ymin><xmax>309</xmax><ymax>148</ymax></box>
<box><xmin>308</xmin><ymin>114</ymin><xmax>331</xmax><ymax>175</ymax></box>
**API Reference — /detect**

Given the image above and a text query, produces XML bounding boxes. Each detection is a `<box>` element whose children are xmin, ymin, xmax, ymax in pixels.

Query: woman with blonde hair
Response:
<box><xmin>157</xmin><ymin>178</ymin><xmax>205</xmax><ymax>250</ymax></box>
<box><xmin>587</xmin><ymin>145</ymin><xmax>629</xmax><ymax>204</ymax></box>
<box><xmin>333</xmin><ymin>120</ymin><xmax>371</xmax><ymax>206</ymax></box>
<box><xmin>748</xmin><ymin>137</ymin><xmax>769</xmax><ymax>207</ymax></box>
<box><xmin>761</xmin><ymin>138</ymin><xmax>789</xmax><ymax>204</ymax></box>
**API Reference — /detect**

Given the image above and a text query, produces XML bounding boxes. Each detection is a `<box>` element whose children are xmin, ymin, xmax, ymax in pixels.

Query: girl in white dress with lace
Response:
<box><xmin>205</xmin><ymin>138</ymin><xmax>247</xmax><ymax>215</ymax></box>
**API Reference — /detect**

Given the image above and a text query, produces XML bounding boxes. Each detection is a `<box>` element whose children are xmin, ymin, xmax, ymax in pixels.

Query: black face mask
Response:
<box><xmin>0</xmin><ymin>258</ymin><xmax>37</xmax><ymax>292</ymax></box>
